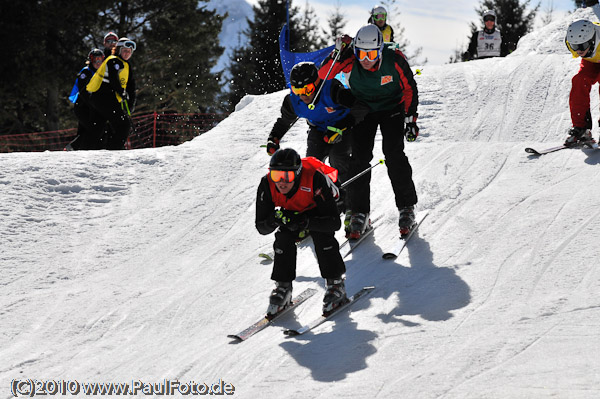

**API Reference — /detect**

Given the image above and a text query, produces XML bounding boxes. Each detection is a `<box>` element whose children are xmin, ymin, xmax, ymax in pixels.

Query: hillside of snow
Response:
<box><xmin>1</xmin><ymin>8</ymin><xmax>600</xmax><ymax>399</ymax></box>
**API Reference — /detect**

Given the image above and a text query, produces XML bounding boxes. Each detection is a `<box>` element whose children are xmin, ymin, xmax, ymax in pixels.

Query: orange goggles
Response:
<box><xmin>355</xmin><ymin>48</ymin><xmax>380</xmax><ymax>61</ymax></box>
<box><xmin>270</xmin><ymin>169</ymin><xmax>297</xmax><ymax>183</ymax></box>
<box><xmin>291</xmin><ymin>82</ymin><xmax>316</xmax><ymax>96</ymax></box>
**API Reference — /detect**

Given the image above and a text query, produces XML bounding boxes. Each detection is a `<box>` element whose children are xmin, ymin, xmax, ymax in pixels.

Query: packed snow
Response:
<box><xmin>1</xmin><ymin>8</ymin><xmax>600</xmax><ymax>399</ymax></box>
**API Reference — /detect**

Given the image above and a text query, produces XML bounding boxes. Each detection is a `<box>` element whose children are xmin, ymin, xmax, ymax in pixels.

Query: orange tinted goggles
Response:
<box><xmin>291</xmin><ymin>82</ymin><xmax>316</xmax><ymax>96</ymax></box>
<box><xmin>270</xmin><ymin>169</ymin><xmax>297</xmax><ymax>183</ymax></box>
<box><xmin>355</xmin><ymin>48</ymin><xmax>380</xmax><ymax>61</ymax></box>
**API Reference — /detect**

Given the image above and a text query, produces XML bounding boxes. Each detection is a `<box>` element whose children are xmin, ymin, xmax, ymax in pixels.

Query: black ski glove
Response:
<box><xmin>274</xmin><ymin>209</ymin><xmax>309</xmax><ymax>232</ymax></box>
<box><xmin>404</xmin><ymin>113</ymin><xmax>419</xmax><ymax>142</ymax></box>
<box><xmin>266</xmin><ymin>136</ymin><xmax>280</xmax><ymax>155</ymax></box>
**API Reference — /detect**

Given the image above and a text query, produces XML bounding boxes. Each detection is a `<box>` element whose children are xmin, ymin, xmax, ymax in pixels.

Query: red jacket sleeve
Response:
<box><xmin>318</xmin><ymin>47</ymin><xmax>354</xmax><ymax>80</ymax></box>
<box><xmin>393</xmin><ymin>49</ymin><xmax>418</xmax><ymax>116</ymax></box>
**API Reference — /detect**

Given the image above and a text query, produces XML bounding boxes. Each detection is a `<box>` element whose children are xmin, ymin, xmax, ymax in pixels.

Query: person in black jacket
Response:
<box><xmin>87</xmin><ymin>37</ymin><xmax>137</xmax><ymax>150</ymax></box>
<box><xmin>67</xmin><ymin>49</ymin><xmax>105</xmax><ymax>150</ymax></box>
<box><xmin>463</xmin><ymin>10</ymin><xmax>505</xmax><ymax>61</ymax></box>
<box><xmin>102</xmin><ymin>32</ymin><xmax>118</xmax><ymax>58</ymax></box>
<box><xmin>256</xmin><ymin>148</ymin><xmax>347</xmax><ymax>316</ymax></box>
<box><xmin>266</xmin><ymin>62</ymin><xmax>370</xmax><ymax>222</ymax></box>
<box><xmin>320</xmin><ymin>25</ymin><xmax>419</xmax><ymax>239</ymax></box>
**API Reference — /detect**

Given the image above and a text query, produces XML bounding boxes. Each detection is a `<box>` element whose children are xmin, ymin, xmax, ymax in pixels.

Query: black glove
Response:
<box><xmin>266</xmin><ymin>136</ymin><xmax>280</xmax><ymax>155</ymax></box>
<box><xmin>274</xmin><ymin>209</ymin><xmax>309</xmax><ymax>232</ymax></box>
<box><xmin>404</xmin><ymin>113</ymin><xmax>419</xmax><ymax>142</ymax></box>
<box><xmin>121</xmin><ymin>90</ymin><xmax>129</xmax><ymax>101</ymax></box>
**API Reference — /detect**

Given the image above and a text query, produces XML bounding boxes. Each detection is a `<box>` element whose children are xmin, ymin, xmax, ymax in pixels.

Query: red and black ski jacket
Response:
<box><xmin>255</xmin><ymin>158</ymin><xmax>341</xmax><ymax>235</ymax></box>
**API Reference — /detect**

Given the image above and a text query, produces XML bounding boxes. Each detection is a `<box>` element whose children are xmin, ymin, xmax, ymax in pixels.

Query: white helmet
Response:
<box><xmin>483</xmin><ymin>10</ymin><xmax>496</xmax><ymax>20</ymax></box>
<box><xmin>354</xmin><ymin>24</ymin><xmax>384</xmax><ymax>51</ymax></box>
<box><xmin>372</xmin><ymin>5</ymin><xmax>387</xmax><ymax>15</ymax></box>
<box><xmin>567</xmin><ymin>20</ymin><xmax>596</xmax><ymax>46</ymax></box>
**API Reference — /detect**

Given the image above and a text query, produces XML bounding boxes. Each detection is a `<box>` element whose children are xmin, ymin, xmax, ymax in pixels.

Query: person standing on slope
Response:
<box><xmin>67</xmin><ymin>49</ymin><xmax>105</xmax><ymax>150</ymax></box>
<box><xmin>255</xmin><ymin>148</ymin><xmax>348</xmax><ymax>316</ymax></box>
<box><xmin>102</xmin><ymin>32</ymin><xmax>118</xmax><ymax>58</ymax></box>
<box><xmin>368</xmin><ymin>5</ymin><xmax>394</xmax><ymax>42</ymax></box>
<box><xmin>463</xmin><ymin>10</ymin><xmax>504</xmax><ymax>61</ymax></box>
<box><xmin>319</xmin><ymin>24</ymin><xmax>419</xmax><ymax>240</ymax></box>
<box><xmin>87</xmin><ymin>37</ymin><xmax>137</xmax><ymax>150</ymax></box>
<box><xmin>565</xmin><ymin>10</ymin><xmax>600</xmax><ymax>146</ymax></box>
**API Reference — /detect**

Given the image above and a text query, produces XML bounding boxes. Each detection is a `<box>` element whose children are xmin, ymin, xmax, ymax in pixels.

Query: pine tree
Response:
<box><xmin>293</xmin><ymin>1</ymin><xmax>324</xmax><ymax>52</ymax></box>
<box><xmin>574</xmin><ymin>0</ymin><xmax>599</xmax><ymax>7</ymax></box>
<box><xmin>0</xmin><ymin>0</ymin><xmax>106</xmax><ymax>134</ymax></box>
<box><xmin>226</xmin><ymin>0</ymin><xmax>308</xmax><ymax>110</ymax></box>
<box><xmin>541</xmin><ymin>0</ymin><xmax>555</xmax><ymax>25</ymax></box>
<box><xmin>0</xmin><ymin>0</ymin><xmax>225</xmax><ymax>134</ymax></box>
<box><xmin>140</xmin><ymin>0</ymin><xmax>224</xmax><ymax>112</ymax></box>
<box><xmin>322</xmin><ymin>1</ymin><xmax>347</xmax><ymax>45</ymax></box>
<box><xmin>378</xmin><ymin>0</ymin><xmax>427</xmax><ymax>65</ymax></box>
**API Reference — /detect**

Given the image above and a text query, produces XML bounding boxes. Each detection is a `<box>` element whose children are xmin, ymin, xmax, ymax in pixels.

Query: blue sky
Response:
<box><xmin>246</xmin><ymin>0</ymin><xmax>577</xmax><ymax>65</ymax></box>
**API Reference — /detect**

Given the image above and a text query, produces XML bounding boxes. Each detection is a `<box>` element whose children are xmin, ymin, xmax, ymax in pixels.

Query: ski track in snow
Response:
<box><xmin>2</xmin><ymin>8</ymin><xmax>600</xmax><ymax>399</ymax></box>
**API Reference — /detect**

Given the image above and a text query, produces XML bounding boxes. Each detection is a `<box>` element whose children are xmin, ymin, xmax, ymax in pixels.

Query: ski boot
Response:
<box><xmin>266</xmin><ymin>281</ymin><xmax>292</xmax><ymax>318</ymax></box>
<box><xmin>564</xmin><ymin>127</ymin><xmax>592</xmax><ymax>146</ymax></box>
<box><xmin>346</xmin><ymin>212</ymin><xmax>370</xmax><ymax>240</ymax></box>
<box><xmin>398</xmin><ymin>206</ymin><xmax>416</xmax><ymax>237</ymax></box>
<box><xmin>323</xmin><ymin>277</ymin><xmax>347</xmax><ymax>314</ymax></box>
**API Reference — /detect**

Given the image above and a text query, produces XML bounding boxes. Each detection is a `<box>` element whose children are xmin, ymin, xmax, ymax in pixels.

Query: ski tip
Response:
<box><xmin>227</xmin><ymin>334</ymin><xmax>243</xmax><ymax>341</ymax></box>
<box><xmin>382</xmin><ymin>253</ymin><xmax>397</xmax><ymax>260</ymax></box>
<box><xmin>524</xmin><ymin>148</ymin><xmax>540</xmax><ymax>155</ymax></box>
<box><xmin>283</xmin><ymin>329</ymin><xmax>299</xmax><ymax>336</ymax></box>
<box><xmin>258</xmin><ymin>253</ymin><xmax>273</xmax><ymax>261</ymax></box>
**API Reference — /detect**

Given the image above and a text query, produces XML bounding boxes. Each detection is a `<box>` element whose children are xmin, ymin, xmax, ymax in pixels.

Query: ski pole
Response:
<box><xmin>341</xmin><ymin>159</ymin><xmax>385</xmax><ymax>189</ymax></box>
<box><xmin>121</xmin><ymin>99</ymin><xmax>131</xmax><ymax>116</ymax></box>
<box><xmin>308</xmin><ymin>44</ymin><xmax>343</xmax><ymax>110</ymax></box>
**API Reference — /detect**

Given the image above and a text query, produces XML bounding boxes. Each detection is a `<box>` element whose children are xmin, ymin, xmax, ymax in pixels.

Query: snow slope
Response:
<box><xmin>1</xmin><ymin>8</ymin><xmax>600</xmax><ymax>399</ymax></box>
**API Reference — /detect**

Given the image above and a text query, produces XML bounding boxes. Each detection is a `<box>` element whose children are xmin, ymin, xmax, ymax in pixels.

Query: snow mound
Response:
<box><xmin>513</xmin><ymin>7</ymin><xmax>596</xmax><ymax>56</ymax></box>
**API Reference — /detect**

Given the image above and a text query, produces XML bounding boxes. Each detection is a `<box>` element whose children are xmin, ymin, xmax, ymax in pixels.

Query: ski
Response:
<box><xmin>283</xmin><ymin>286</ymin><xmax>375</xmax><ymax>337</ymax></box>
<box><xmin>382</xmin><ymin>212</ymin><xmax>429</xmax><ymax>260</ymax></box>
<box><xmin>339</xmin><ymin>215</ymin><xmax>383</xmax><ymax>259</ymax></box>
<box><xmin>228</xmin><ymin>288</ymin><xmax>317</xmax><ymax>341</ymax></box>
<box><xmin>525</xmin><ymin>145</ymin><xmax>568</xmax><ymax>156</ymax></box>
<box><xmin>525</xmin><ymin>140</ymin><xmax>598</xmax><ymax>156</ymax></box>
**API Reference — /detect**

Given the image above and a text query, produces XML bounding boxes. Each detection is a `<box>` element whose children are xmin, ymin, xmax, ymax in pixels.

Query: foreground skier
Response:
<box><xmin>255</xmin><ymin>148</ymin><xmax>347</xmax><ymax>316</ymax></box>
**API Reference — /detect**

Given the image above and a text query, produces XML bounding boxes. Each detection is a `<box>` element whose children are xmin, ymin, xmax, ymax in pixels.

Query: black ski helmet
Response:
<box><xmin>269</xmin><ymin>148</ymin><xmax>302</xmax><ymax>174</ymax></box>
<box><xmin>290</xmin><ymin>62</ymin><xmax>318</xmax><ymax>88</ymax></box>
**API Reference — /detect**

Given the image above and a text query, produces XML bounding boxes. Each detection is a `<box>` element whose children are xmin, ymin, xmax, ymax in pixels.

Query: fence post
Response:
<box><xmin>153</xmin><ymin>111</ymin><xmax>158</xmax><ymax>148</ymax></box>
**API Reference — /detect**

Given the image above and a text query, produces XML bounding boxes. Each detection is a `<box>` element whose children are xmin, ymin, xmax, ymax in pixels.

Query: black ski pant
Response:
<box><xmin>271</xmin><ymin>228</ymin><xmax>345</xmax><ymax>283</ymax></box>
<box><xmin>306</xmin><ymin>127</ymin><xmax>352</xmax><ymax>212</ymax></box>
<box><xmin>306</xmin><ymin>127</ymin><xmax>352</xmax><ymax>184</ymax></box>
<box><xmin>89</xmin><ymin>95</ymin><xmax>131</xmax><ymax>150</ymax></box>
<box><xmin>71</xmin><ymin>103</ymin><xmax>103</xmax><ymax>150</ymax></box>
<box><xmin>348</xmin><ymin>106</ymin><xmax>418</xmax><ymax>214</ymax></box>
